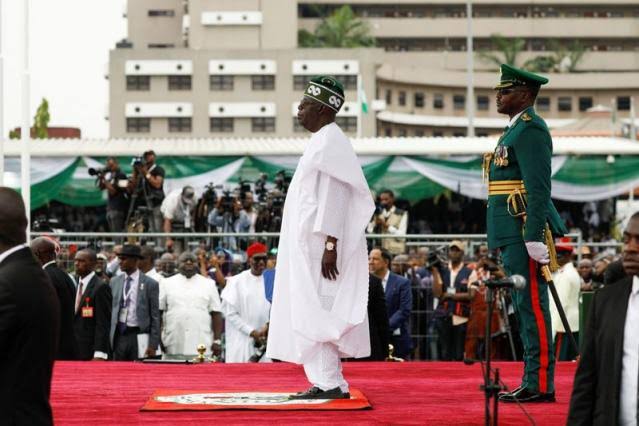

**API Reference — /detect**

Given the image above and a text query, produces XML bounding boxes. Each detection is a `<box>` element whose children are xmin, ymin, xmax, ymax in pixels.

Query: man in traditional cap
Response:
<box><xmin>267</xmin><ymin>76</ymin><xmax>375</xmax><ymax>399</ymax></box>
<box><xmin>486</xmin><ymin>64</ymin><xmax>567</xmax><ymax>402</ymax></box>
<box><xmin>221</xmin><ymin>242</ymin><xmax>271</xmax><ymax>363</ymax></box>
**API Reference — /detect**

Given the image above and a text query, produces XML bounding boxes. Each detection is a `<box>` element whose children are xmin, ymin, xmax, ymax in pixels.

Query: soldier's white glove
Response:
<box><xmin>525</xmin><ymin>241</ymin><xmax>550</xmax><ymax>265</ymax></box>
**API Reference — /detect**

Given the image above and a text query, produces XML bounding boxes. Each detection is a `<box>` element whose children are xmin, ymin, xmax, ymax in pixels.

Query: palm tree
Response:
<box><xmin>298</xmin><ymin>5</ymin><xmax>376</xmax><ymax>48</ymax></box>
<box><xmin>477</xmin><ymin>34</ymin><xmax>527</xmax><ymax>69</ymax></box>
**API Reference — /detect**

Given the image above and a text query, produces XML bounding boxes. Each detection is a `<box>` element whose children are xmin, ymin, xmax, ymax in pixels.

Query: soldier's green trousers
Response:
<box><xmin>501</xmin><ymin>241</ymin><xmax>555</xmax><ymax>394</ymax></box>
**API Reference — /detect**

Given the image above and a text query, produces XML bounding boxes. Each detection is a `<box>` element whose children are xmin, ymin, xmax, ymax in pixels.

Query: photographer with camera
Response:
<box><xmin>127</xmin><ymin>150</ymin><xmax>165</xmax><ymax>233</ymax></box>
<box><xmin>161</xmin><ymin>186</ymin><xmax>197</xmax><ymax>254</ymax></box>
<box><xmin>207</xmin><ymin>193</ymin><xmax>251</xmax><ymax>252</ymax></box>
<box><xmin>429</xmin><ymin>240</ymin><xmax>473</xmax><ymax>361</ymax></box>
<box><xmin>367</xmin><ymin>190</ymin><xmax>408</xmax><ymax>256</ymax></box>
<box><xmin>464</xmin><ymin>250</ymin><xmax>505</xmax><ymax>361</ymax></box>
<box><xmin>92</xmin><ymin>157</ymin><xmax>129</xmax><ymax>232</ymax></box>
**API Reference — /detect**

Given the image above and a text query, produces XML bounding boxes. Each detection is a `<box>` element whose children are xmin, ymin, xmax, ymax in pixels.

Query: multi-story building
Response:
<box><xmin>109</xmin><ymin>1</ymin><xmax>639</xmax><ymax>139</ymax></box>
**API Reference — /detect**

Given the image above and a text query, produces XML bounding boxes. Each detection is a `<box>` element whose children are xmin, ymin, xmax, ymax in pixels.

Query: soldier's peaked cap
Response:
<box><xmin>494</xmin><ymin>63</ymin><xmax>549</xmax><ymax>90</ymax></box>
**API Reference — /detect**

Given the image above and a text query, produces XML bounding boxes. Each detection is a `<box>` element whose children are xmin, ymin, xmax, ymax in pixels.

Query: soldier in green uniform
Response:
<box><xmin>485</xmin><ymin>64</ymin><xmax>567</xmax><ymax>403</ymax></box>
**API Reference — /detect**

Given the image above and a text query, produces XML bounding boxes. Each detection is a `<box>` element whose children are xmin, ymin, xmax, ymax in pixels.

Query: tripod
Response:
<box><xmin>481</xmin><ymin>286</ymin><xmax>505</xmax><ymax>426</ymax></box>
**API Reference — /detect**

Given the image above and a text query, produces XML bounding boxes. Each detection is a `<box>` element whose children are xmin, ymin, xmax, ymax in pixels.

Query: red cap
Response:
<box><xmin>247</xmin><ymin>242</ymin><xmax>268</xmax><ymax>259</ymax></box>
<box><xmin>555</xmin><ymin>237</ymin><xmax>573</xmax><ymax>254</ymax></box>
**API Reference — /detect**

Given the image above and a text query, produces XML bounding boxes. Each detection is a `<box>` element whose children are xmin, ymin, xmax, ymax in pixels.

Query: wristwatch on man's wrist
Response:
<box><xmin>325</xmin><ymin>241</ymin><xmax>335</xmax><ymax>251</ymax></box>
<box><xmin>213</xmin><ymin>339</ymin><xmax>222</xmax><ymax>345</ymax></box>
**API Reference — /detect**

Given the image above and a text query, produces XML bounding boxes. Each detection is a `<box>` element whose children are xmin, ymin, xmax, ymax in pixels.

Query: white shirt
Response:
<box><xmin>0</xmin><ymin>244</ymin><xmax>28</xmax><ymax>265</ymax></box>
<box><xmin>145</xmin><ymin>268</ymin><xmax>163</xmax><ymax>284</ymax></box>
<box><xmin>507</xmin><ymin>110</ymin><xmax>525</xmax><ymax>128</ymax></box>
<box><xmin>159</xmin><ymin>273</ymin><xmax>222</xmax><ymax>356</ymax></box>
<box><xmin>550</xmin><ymin>262</ymin><xmax>582</xmax><ymax>334</ymax></box>
<box><xmin>381</xmin><ymin>270</ymin><xmax>390</xmax><ymax>292</ymax></box>
<box><xmin>122</xmin><ymin>270</ymin><xmax>140</xmax><ymax>327</ymax></box>
<box><xmin>619</xmin><ymin>275</ymin><xmax>639</xmax><ymax>425</ymax></box>
<box><xmin>42</xmin><ymin>260</ymin><xmax>57</xmax><ymax>269</ymax></box>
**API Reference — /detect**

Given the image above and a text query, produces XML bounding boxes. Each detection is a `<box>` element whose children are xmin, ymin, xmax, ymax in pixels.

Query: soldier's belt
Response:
<box><xmin>488</xmin><ymin>180</ymin><xmax>526</xmax><ymax>196</ymax></box>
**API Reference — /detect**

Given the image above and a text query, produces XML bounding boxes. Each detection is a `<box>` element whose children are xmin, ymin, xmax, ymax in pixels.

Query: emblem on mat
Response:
<box><xmin>156</xmin><ymin>392</ymin><xmax>331</xmax><ymax>406</ymax></box>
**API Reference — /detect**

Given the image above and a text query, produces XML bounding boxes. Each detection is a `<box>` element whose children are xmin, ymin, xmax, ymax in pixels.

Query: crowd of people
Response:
<box><xmin>35</xmin><ymin>223</ymin><xmax>628</xmax><ymax>364</ymax></box>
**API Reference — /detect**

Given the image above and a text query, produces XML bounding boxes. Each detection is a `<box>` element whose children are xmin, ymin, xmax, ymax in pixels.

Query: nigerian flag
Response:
<box><xmin>358</xmin><ymin>77</ymin><xmax>368</xmax><ymax>114</ymax></box>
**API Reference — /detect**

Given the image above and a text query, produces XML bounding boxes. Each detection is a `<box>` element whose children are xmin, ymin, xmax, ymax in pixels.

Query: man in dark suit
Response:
<box><xmin>31</xmin><ymin>236</ymin><xmax>77</xmax><ymax>360</ymax></box>
<box><xmin>109</xmin><ymin>244</ymin><xmax>160</xmax><ymax>360</ymax></box>
<box><xmin>73</xmin><ymin>249</ymin><xmax>112</xmax><ymax>360</ymax></box>
<box><xmin>568</xmin><ymin>212</ymin><xmax>639</xmax><ymax>425</ymax></box>
<box><xmin>369</xmin><ymin>248</ymin><xmax>412</xmax><ymax>359</ymax></box>
<box><xmin>366</xmin><ymin>273</ymin><xmax>391</xmax><ymax>361</ymax></box>
<box><xmin>0</xmin><ymin>188</ymin><xmax>59</xmax><ymax>425</ymax></box>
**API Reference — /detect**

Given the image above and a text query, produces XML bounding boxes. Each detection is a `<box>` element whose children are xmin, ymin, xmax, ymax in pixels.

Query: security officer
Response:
<box><xmin>485</xmin><ymin>64</ymin><xmax>567</xmax><ymax>403</ymax></box>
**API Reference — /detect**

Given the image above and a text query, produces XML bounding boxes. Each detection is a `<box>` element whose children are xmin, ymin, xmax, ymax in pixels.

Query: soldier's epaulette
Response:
<box><xmin>521</xmin><ymin>113</ymin><xmax>532</xmax><ymax>122</ymax></box>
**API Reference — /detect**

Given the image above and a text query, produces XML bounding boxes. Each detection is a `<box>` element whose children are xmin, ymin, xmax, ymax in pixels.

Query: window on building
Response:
<box><xmin>385</xmin><ymin>89</ymin><xmax>392</xmax><ymax>106</ymax></box>
<box><xmin>168</xmin><ymin>75</ymin><xmax>192</xmax><ymax>90</ymax></box>
<box><xmin>453</xmin><ymin>95</ymin><xmax>465</xmax><ymax>110</ymax></box>
<box><xmin>336</xmin><ymin>117</ymin><xmax>357</xmax><ymax>132</ymax></box>
<box><xmin>126</xmin><ymin>118</ymin><xmax>150</xmax><ymax>133</ymax></box>
<box><xmin>433</xmin><ymin>94</ymin><xmax>444</xmax><ymax>109</ymax></box>
<box><xmin>617</xmin><ymin>96</ymin><xmax>631</xmax><ymax>111</ymax></box>
<box><xmin>477</xmin><ymin>95</ymin><xmax>489</xmax><ymax>111</ymax></box>
<box><xmin>414</xmin><ymin>92</ymin><xmax>425</xmax><ymax>108</ymax></box>
<box><xmin>293</xmin><ymin>75</ymin><xmax>310</xmax><ymax>90</ymax></box>
<box><xmin>252</xmin><ymin>117</ymin><xmax>275</xmax><ymax>132</ymax></box>
<box><xmin>433</xmin><ymin>131</ymin><xmax>444</xmax><ymax>137</ymax></box>
<box><xmin>126</xmin><ymin>76</ymin><xmax>150</xmax><ymax>91</ymax></box>
<box><xmin>334</xmin><ymin>75</ymin><xmax>357</xmax><ymax>90</ymax></box>
<box><xmin>148</xmin><ymin>10</ymin><xmax>175</xmax><ymax>17</ymax></box>
<box><xmin>148</xmin><ymin>43</ymin><xmax>175</xmax><ymax>48</ymax></box>
<box><xmin>168</xmin><ymin>117</ymin><xmax>192</xmax><ymax>133</ymax></box>
<box><xmin>210</xmin><ymin>118</ymin><xmax>234</xmax><ymax>133</ymax></box>
<box><xmin>536</xmin><ymin>97</ymin><xmax>551</xmax><ymax>111</ymax></box>
<box><xmin>453</xmin><ymin>131</ymin><xmax>466</xmax><ymax>137</ymax></box>
<box><xmin>210</xmin><ymin>75</ymin><xmax>234</xmax><ymax>91</ymax></box>
<box><xmin>558</xmin><ymin>97</ymin><xmax>572</xmax><ymax>112</ymax></box>
<box><xmin>398</xmin><ymin>91</ymin><xmax>407</xmax><ymax>106</ymax></box>
<box><xmin>579</xmin><ymin>97</ymin><xmax>593</xmax><ymax>112</ymax></box>
<box><xmin>251</xmin><ymin>75</ymin><xmax>275</xmax><ymax>90</ymax></box>
<box><xmin>477</xmin><ymin>131</ymin><xmax>489</xmax><ymax>137</ymax></box>
<box><xmin>384</xmin><ymin>127</ymin><xmax>392</xmax><ymax>137</ymax></box>
<box><xmin>398</xmin><ymin>128</ymin><xmax>407</xmax><ymax>137</ymax></box>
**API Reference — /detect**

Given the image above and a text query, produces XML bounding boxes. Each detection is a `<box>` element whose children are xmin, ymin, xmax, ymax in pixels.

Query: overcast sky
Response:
<box><xmin>2</xmin><ymin>0</ymin><xmax>127</xmax><ymax>139</ymax></box>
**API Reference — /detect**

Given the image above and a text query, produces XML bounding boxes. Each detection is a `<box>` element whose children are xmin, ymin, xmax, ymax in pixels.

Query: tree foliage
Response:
<box><xmin>8</xmin><ymin>98</ymin><xmax>50</xmax><ymax>139</ymax></box>
<box><xmin>298</xmin><ymin>5</ymin><xmax>376</xmax><ymax>48</ymax></box>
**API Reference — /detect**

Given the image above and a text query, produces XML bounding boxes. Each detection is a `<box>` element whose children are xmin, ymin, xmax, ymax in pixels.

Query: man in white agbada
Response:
<box><xmin>221</xmin><ymin>242</ymin><xmax>271</xmax><ymax>363</ymax></box>
<box><xmin>266</xmin><ymin>76</ymin><xmax>375</xmax><ymax>400</ymax></box>
<box><xmin>159</xmin><ymin>252</ymin><xmax>223</xmax><ymax>358</ymax></box>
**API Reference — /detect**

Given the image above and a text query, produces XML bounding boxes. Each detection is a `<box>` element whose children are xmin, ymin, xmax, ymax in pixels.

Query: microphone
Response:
<box><xmin>483</xmin><ymin>275</ymin><xmax>526</xmax><ymax>290</ymax></box>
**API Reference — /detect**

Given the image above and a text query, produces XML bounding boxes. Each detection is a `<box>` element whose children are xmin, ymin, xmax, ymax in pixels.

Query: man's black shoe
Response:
<box><xmin>288</xmin><ymin>386</ymin><xmax>350</xmax><ymax>400</ymax></box>
<box><xmin>499</xmin><ymin>387</ymin><xmax>555</xmax><ymax>403</ymax></box>
<box><xmin>498</xmin><ymin>384</ymin><xmax>523</xmax><ymax>398</ymax></box>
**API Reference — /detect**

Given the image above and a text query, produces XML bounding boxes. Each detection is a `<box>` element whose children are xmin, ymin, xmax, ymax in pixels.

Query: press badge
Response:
<box><xmin>446</xmin><ymin>286</ymin><xmax>456</xmax><ymax>295</ymax></box>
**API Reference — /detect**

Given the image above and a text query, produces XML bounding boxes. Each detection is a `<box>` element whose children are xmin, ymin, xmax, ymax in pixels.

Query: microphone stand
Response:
<box><xmin>481</xmin><ymin>286</ymin><xmax>504</xmax><ymax>426</ymax></box>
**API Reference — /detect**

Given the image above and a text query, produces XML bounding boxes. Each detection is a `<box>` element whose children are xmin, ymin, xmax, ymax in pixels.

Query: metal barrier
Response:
<box><xmin>34</xmin><ymin>230</ymin><xmax>623</xmax><ymax>360</ymax></box>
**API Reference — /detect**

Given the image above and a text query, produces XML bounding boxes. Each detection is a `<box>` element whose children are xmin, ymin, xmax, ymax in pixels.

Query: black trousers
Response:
<box><xmin>435</xmin><ymin>317</ymin><xmax>467</xmax><ymax>361</ymax></box>
<box><xmin>113</xmin><ymin>326</ymin><xmax>140</xmax><ymax>361</ymax></box>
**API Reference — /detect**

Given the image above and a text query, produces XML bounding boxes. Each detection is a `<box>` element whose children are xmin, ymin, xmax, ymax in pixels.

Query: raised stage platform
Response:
<box><xmin>51</xmin><ymin>361</ymin><xmax>576</xmax><ymax>425</ymax></box>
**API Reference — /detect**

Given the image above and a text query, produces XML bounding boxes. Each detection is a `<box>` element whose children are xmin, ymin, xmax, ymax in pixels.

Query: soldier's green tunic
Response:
<box><xmin>486</xmin><ymin>65</ymin><xmax>567</xmax><ymax>394</ymax></box>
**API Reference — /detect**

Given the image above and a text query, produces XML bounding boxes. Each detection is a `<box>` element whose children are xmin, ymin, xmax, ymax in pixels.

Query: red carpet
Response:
<box><xmin>141</xmin><ymin>388</ymin><xmax>371</xmax><ymax>411</ymax></box>
<box><xmin>51</xmin><ymin>361</ymin><xmax>576</xmax><ymax>425</ymax></box>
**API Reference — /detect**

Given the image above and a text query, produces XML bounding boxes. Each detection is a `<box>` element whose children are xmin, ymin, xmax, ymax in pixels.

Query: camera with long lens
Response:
<box><xmin>425</xmin><ymin>250</ymin><xmax>445</xmax><ymax>270</ymax></box>
<box><xmin>131</xmin><ymin>157</ymin><xmax>144</xmax><ymax>168</ymax></box>
<box><xmin>274</xmin><ymin>170</ymin><xmax>292</xmax><ymax>194</ymax></box>
<box><xmin>220</xmin><ymin>190</ymin><xmax>235</xmax><ymax>211</ymax></box>
<box><xmin>255</xmin><ymin>173</ymin><xmax>268</xmax><ymax>202</ymax></box>
<box><xmin>88</xmin><ymin>167</ymin><xmax>108</xmax><ymax>178</ymax></box>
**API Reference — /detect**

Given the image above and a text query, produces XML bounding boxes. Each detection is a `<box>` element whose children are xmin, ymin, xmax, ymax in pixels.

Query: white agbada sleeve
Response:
<box><xmin>205</xmin><ymin>276</ymin><xmax>222</xmax><ymax>313</ymax></box>
<box><xmin>221</xmin><ymin>277</ymin><xmax>254</xmax><ymax>336</ymax></box>
<box><xmin>312</xmin><ymin>173</ymin><xmax>349</xmax><ymax>241</ymax></box>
